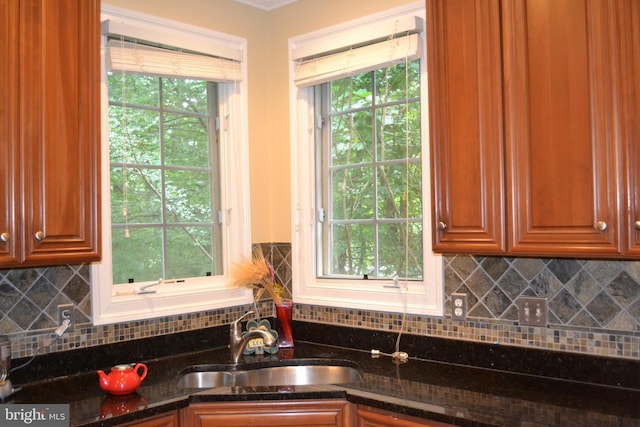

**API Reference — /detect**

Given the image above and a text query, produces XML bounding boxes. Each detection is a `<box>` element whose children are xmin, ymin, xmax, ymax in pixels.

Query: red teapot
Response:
<box><xmin>98</xmin><ymin>363</ymin><xmax>148</xmax><ymax>395</ymax></box>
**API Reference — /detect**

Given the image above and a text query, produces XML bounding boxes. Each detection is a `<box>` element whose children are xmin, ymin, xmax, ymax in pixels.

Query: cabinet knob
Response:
<box><xmin>0</xmin><ymin>232</ymin><xmax>8</xmax><ymax>243</ymax></box>
<box><xmin>437</xmin><ymin>221</ymin><xmax>447</xmax><ymax>231</ymax></box>
<box><xmin>595</xmin><ymin>221</ymin><xmax>607</xmax><ymax>232</ymax></box>
<box><xmin>635</xmin><ymin>220</ymin><xmax>640</xmax><ymax>231</ymax></box>
<box><xmin>34</xmin><ymin>231</ymin><xmax>45</xmax><ymax>241</ymax></box>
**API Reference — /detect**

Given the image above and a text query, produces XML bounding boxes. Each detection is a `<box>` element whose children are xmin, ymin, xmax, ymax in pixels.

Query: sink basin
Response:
<box><xmin>177</xmin><ymin>370</ymin><xmax>233</xmax><ymax>388</ymax></box>
<box><xmin>176</xmin><ymin>359</ymin><xmax>362</xmax><ymax>389</ymax></box>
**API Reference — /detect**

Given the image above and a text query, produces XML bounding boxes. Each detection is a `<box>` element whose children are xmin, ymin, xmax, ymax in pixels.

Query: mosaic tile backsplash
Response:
<box><xmin>0</xmin><ymin>244</ymin><xmax>639</xmax><ymax>361</ymax></box>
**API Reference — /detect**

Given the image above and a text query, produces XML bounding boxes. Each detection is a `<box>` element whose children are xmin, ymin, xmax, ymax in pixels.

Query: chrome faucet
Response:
<box><xmin>230</xmin><ymin>311</ymin><xmax>276</xmax><ymax>363</ymax></box>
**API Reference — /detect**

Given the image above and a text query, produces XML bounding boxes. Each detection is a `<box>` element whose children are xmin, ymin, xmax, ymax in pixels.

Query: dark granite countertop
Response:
<box><xmin>8</xmin><ymin>341</ymin><xmax>640</xmax><ymax>427</ymax></box>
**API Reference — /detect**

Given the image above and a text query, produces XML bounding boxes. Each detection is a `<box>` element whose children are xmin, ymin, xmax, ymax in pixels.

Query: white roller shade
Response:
<box><xmin>106</xmin><ymin>40</ymin><xmax>242</xmax><ymax>82</ymax></box>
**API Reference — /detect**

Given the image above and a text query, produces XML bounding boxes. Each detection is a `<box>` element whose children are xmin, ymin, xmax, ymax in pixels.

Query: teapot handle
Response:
<box><xmin>133</xmin><ymin>363</ymin><xmax>148</xmax><ymax>381</ymax></box>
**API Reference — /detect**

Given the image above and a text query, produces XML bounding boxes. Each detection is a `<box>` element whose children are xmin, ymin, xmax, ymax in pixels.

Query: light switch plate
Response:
<box><xmin>518</xmin><ymin>297</ymin><xmax>547</xmax><ymax>327</ymax></box>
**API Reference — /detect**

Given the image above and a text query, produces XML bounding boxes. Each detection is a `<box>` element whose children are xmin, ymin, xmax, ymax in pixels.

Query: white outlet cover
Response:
<box><xmin>451</xmin><ymin>293</ymin><xmax>467</xmax><ymax>321</ymax></box>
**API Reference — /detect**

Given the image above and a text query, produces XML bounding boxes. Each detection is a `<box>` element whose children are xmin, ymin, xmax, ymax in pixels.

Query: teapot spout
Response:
<box><xmin>97</xmin><ymin>370</ymin><xmax>109</xmax><ymax>387</ymax></box>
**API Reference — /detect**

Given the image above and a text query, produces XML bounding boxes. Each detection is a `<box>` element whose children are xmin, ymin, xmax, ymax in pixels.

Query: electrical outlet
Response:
<box><xmin>517</xmin><ymin>297</ymin><xmax>547</xmax><ymax>327</ymax></box>
<box><xmin>57</xmin><ymin>304</ymin><xmax>75</xmax><ymax>332</ymax></box>
<box><xmin>451</xmin><ymin>293</ymin><xmax>467</xmax><ymax>321</ymax></box>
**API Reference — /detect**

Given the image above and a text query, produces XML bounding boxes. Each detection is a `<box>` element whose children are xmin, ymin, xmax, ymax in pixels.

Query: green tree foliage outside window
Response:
<box><xmin>318</xmin><ymin>60</ymin><xmax>423</xmax><ymax>279</ymax></box>
<box><xmin>107</xmin><ymin>73</ymin><xmax>222</xmax><ymax>285</ymax></box>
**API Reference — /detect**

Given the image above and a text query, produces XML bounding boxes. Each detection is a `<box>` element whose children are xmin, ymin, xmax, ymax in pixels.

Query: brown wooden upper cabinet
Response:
<box><xmin>427</xmin><ymin>0</ymin><xmax>639</xmax><ymax>259</ymax></box>
<box><xmin>0</xmin><ymin>0</ymin><xmax>101</xmax><ymax>267</ymax></box>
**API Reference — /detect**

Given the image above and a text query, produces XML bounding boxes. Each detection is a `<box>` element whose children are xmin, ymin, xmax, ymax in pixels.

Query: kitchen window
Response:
<box><xmin>316</xmin><ymin>60</ymin><xmax>422</xmax><ymax>279</ymax></box>
<box><xmin>107</xmin><ymin>74</ymin><xmax>223</xmax><ymax>285</ymax></box>
<box><xmin>289</xmin><ymin>2</ymin><xmax>443</xmax><ymax>315</ymax></box>
<box><xmin>92</xmin><ymin>6</ymin><xmax>252</xmax><ymax>324</ymax></box>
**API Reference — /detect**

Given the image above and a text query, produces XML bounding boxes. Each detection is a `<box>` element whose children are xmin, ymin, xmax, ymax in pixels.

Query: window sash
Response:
<box><xmin>316</xmin><ymin>63</ymin><xmax>424</xmax><ymax>279</ymax></box>
<box><xmin>108</xmin><ymin>77</ymin><xmax>223</xmax><ymax>283</ymax></box>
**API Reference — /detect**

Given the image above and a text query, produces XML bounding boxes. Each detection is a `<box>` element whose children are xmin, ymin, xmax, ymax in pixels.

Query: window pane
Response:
<box><xmin>331</xmin><ymin>166</ymin><xmax>374</xmax><ymax>220</ymax></box>
<box><xmin>376</xmin><ymin>103</ymin><xmax>421</xmax><ymax>161</ymax></box>
<box><xmin>166</xmin><ymin>226</ymin><xmax>214</xmax><ymax>278</ymax></box>
<box><xmin>111</xmin><ymin>227</ymin><xmax>163</xmax><ymax>284</ymax></box>
<box><xmin>164</xmin><ymin>113</ymin><xmax>210</xmax><ymax>168</ymax></box>
<box><xmin>376</xmin><ymin>163</ymin><xmax>422</xmax><ymax>219</ymax></box>
<box><xmin>108</xmin><ymin>73</ymin><xmax>159</xmax><ymax>106</ymax></box>
<box><xmin>374</xmin><ymin>61</ymin><xmax>420</xmax><ymax>103</ymax></box>
<box><xmin>165</xmin><ymin>169</ymin><xmax>213</xmax><ymax>223</ymax></box>
<box><xmin>331</xmin><ymin>223</ymin><xmax>374</xmax><ymax>276</ymax></box>
<box><xmin>162</xmin><ymin>78</ymin><xmax>209</xmax><ymax>114</ymax></box>
<box><xmin>110</xmin><ymin>167</ymin><xmax>162</xmax><ymax>225</ymax></box>
<box><xmin>330</xmin><ymin>111</ymin><xmax>373</xmax><ymax>165</ymax></box>
<box><xmin>331</xmin><ymin>75</ymin><xmax>372</xmax><ymax>110</ymax></box>
<box><xmin>377</xmin><ymin>222</ymin><xmax>423</xmax><ymax>278</ymax></box>
<box><xmin>109</xmin><ymin>106</ymin><xmax>161</xmax><ymax>165</ymax></box>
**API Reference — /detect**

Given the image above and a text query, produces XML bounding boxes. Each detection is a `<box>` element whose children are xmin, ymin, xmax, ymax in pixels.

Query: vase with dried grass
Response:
<box><xmin>230</xmin><ymin>247</ymin><xmax>294</xmax><ymax>348</ymax></box>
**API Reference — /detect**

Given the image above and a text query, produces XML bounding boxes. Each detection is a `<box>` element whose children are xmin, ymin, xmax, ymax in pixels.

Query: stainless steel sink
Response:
<box><xmin>177</xmin><ymin>370</ymin><xmax>234</xmax><ymax>388</ymax></box>
<box><xmin>176</xmin><ymin>359</ymin><xmax>362</xmax><ymax>389</ymax></box>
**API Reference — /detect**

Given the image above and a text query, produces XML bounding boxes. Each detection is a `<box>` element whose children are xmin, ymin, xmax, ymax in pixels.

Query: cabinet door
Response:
<box><xmin>356</xmin><ymin>405</ymin><xmax>456</xmax><ymax>427</ymax></box>
<box><xmin>619</xmin><ymin>0</ymin><xmax>640</xmax><ymax>256</ymax></box>
<box><xmin>503</xmin><ymin>0</ymin><xmax>623</xmax><ymax>257</ymax></box>
<box><xmin>0</xmin><ymin>0</ymin><xmax>20</xmax><ymax>264</ymax></box>
<box><xmin>427</xmin><ymin>0</ymin><xmax>506</xmax><ymax>254</ymax></box>
<box><xmin>19</xmin><ymin>0</ymin><xmax>101</xmax><ymax>265</ymax></box>
<box><xmin>182</xmin><ymin>400</ymin><xmax>352</xmax><ymax>427</ymax></box>
<box><xmin>116</xmin><ymin>411</ymin><xmax>179</xmax><ymax>427</ymax></box>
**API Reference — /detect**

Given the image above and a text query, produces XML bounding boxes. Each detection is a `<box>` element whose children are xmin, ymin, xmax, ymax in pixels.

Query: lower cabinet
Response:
<box><xmin>181</xmin><ymin>400</ymin><xmax>353</xmax><ymax>427</ymax></box>
<box><xmin>356</xmin><ymin>406</ymin><xmax>456</xmax><ymax>427</ymax></box>
<box><xmin>116</xmin><ymin>411</ymin><xmax>179</xmax><ymax>427</ymax></box>
<box><xmin>178</xmin><ymin>401</ymin><xmax>457</xmax><ymax>427</ymax></box>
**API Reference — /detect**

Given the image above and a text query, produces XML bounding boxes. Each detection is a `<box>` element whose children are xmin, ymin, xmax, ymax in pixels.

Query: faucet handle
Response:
<box><xmin>232</xmin><ymin>311</ymin><xmax>255</xmax><ymax>328</ymax></box>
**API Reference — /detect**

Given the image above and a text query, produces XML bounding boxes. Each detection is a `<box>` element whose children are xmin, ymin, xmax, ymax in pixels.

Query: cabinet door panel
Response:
<box><xmin>428</xmin><ymin>0</ymin><xmax>506</xmax><ymax>254</ymax></box>
<box><xmin>503</xmin><ymin>0</ymin><xmax>622</xmax><ymax>256</ymax></box>
<box><xmin>620</xmin><ymin>0</ymin><xmax>640</xmax><ymax>256</ymax></box>
<box><xmin>356</xmin><ymin>406</ymin><xmax>456</xmax><ymax>427</ymax></box>
<box><xmin>182</xmin><ymin>400</ymin><xmax>351</xmax><ymax>427</ymax></box>
<box><xmin>0</xmin><ymin>0</ymin><xmax>19</xmax><ymax>264</ymax></box>
<box><xmin>19</xmin><ymin>0</ymin><xmax>100</xmax><ymax>265</ymax></box>
<box><xmin>117</xmin><ymin>411</ymin><xmax>178</xmax><ymax>427</ymax></box>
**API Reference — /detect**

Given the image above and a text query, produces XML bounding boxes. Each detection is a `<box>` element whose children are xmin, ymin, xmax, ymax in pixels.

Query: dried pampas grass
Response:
<box><xmin>230</xmin><ymin>247</ymin><xmax>283</xmax><ymax>305</ymax></box>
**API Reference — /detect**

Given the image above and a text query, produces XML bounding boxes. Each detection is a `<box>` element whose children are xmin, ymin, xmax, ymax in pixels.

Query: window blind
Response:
<box><xmin>293</xmin><ymin>33</ymin><xmax>422</xmax><ymax>87</ymax></box>
<box><xmin>106</xmin><ymin>39</ymin><xmax>242</xmax><ymax>82</ymax></box>
<box><xmin>292</xmin><ymin>13</ymin><xmax>424</xmax><ymax>88</ymax></box>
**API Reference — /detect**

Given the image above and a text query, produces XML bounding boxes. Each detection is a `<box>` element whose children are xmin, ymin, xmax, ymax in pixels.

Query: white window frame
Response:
<box><xmin>289</xmin><ymin>2</ymin><xmax>443</xmax><ymax>316</ymax></box>
<box><xmin>92</xmin><ymin>5</ymin><xmax>252</xmax><ymax>325</ymax></box>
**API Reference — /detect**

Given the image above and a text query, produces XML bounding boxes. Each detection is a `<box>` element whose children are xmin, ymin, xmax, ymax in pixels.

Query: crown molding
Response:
<box><xmin>233</xmin><ymin>0</ymin><xmax>297</xmax><ymax>11</ymax></box>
